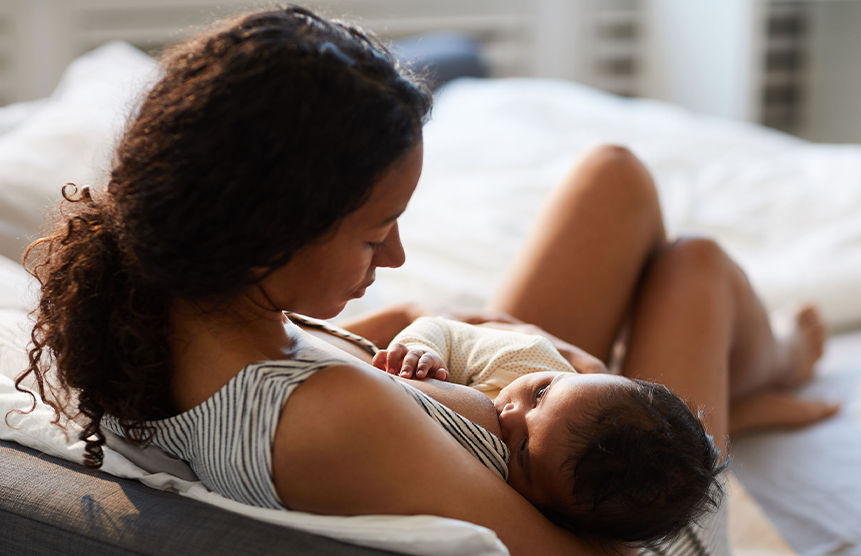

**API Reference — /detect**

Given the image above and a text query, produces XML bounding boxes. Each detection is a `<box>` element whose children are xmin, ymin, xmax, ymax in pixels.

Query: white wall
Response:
<box><xmin>804</xmin><ymin>0</ymin><xmax>861</xmax><ymax>143</ymax></box>
<box><xmin>640</xmin><ymin>0</ymin><xmax>766</xmax><ymax>122</ymax></box>
<box><xmin>0</xmin><ymin>0</ymin><xmax>533</xmax><ymax>103</ymax></box>
<box><xmin>532</xmin><ymin>0</ymin><xmax>590</xmax><ymax>81</ymax></box>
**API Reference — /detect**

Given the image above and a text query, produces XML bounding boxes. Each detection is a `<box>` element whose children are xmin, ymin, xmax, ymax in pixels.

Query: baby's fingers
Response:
<box><xmin>399</xmin><ymin>350</ymin><xmax>422</xmax><ymax>378</ymax></box>
<box><xmin>385</xmin><ymin>343</ymin><xmax>408</xmax><ymax>375</ymax></box>
<box><xmin>416</xmin><ymin>353</ymin><xmax>446</xmax><ymax>380</ymax></box>
<box><xmin>372</xmin><ymin>350</ymin><xmax>388</xmax><ymax>371</ymax></box>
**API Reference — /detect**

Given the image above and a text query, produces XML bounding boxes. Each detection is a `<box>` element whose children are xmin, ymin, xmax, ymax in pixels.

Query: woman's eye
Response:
<box><xmin>366</xmin><ymin>241</ymin><xmax>381</xmax><ymax>250</ymax></box>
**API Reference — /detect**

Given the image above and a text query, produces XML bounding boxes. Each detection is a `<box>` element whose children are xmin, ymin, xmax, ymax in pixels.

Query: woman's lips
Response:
<box><xmin>352</xmin><ymin>278</ymin><xmax>375</xmax><ymax>298</ymax></box>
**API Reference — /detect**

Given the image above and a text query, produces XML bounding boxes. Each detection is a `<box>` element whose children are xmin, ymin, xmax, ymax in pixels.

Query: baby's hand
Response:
<box><xmin>372</xmin><ymin>343</ymin><xmax>449</xmax><ymax>381</ymax></box>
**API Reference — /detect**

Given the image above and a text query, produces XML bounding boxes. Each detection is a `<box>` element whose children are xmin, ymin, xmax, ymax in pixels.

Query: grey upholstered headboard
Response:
<box><xmin>0</xmin><ymin>440</ymin><xmax>406</xmax><ymax>556</ymax></box>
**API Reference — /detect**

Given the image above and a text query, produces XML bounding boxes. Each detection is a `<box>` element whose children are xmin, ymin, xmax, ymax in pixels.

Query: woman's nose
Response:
<box><xmin>374</xmin><ymin>223</ymin><xmax>406</xmax><ymax>269</ymax></box>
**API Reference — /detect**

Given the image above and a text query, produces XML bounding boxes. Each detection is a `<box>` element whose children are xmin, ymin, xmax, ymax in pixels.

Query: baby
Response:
<box><xmin>373</xmin><ymin>317</ymin><xmax>724</xmax><ymax>548</ymax></box>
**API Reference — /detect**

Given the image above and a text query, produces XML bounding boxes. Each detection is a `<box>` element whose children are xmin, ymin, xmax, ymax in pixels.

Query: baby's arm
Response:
<box><xmin>385</xmin><ymin>316</ymin><xmax>606</xmax><ymax>388</ymax></box>
<box><xmin>376</xmin><ymin>317</ymin><xmax>452</xmax><ymax>380</ymax></box>
<box><xmin>389</xmin><ymin>316</ymin><xmax>509</xmax><ymax>386</ymax></box>
<box><xmin>477</xmin><ymin>322</ymin><xmax>607</xmax><ymax>375</ymax></box>
<box><xmin>372</xmin><ymin>344</ymin><xmax>448</xmax><ymax>381</ymax></box>
<box><xmin>388</xmin><ymin>316</ymin><xmax>579</xmax><ymax>388</ymax></box>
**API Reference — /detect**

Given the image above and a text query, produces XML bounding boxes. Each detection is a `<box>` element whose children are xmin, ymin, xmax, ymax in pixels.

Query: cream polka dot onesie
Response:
<box><xmin>390</xmin><ymin>316</ymin><xmax>577</xmax><ymax>400</ymax></box>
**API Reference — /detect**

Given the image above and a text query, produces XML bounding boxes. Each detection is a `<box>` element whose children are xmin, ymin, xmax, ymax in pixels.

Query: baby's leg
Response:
<box><xmin>489</xmin><ymin>145</ymin><xmax>666</xmax><ymax>363</ymax></box>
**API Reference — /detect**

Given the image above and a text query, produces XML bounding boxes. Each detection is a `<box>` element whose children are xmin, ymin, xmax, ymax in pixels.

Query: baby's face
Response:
<box><xmin>494</xmin><ymin>371</ymin><xmax>631</xmax><ymax>511</ymax></box>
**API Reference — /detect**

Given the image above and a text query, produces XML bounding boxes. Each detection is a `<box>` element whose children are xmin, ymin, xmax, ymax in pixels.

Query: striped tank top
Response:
<box><xmin>102</xmin><ymin>359</ymin><xmax>510</xmax><ymax>509</ymax></box>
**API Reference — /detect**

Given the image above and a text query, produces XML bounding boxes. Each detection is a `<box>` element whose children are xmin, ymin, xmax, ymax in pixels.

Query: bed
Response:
<box><xmin>0</xmin><ymin>41</ymin><xmax>859</xmax><ymax>556</ymax></box>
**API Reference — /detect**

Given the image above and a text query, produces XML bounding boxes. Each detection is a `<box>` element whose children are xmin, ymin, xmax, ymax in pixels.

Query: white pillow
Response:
<box><xmin>0</xmin><ymin>253</ymin><xmax>39</xmax><ymax>388</ymax></box>
<box><xmin>0</xmin><ymin>41</ymin><xmax>157</xmax><ymax>262</ymax></box>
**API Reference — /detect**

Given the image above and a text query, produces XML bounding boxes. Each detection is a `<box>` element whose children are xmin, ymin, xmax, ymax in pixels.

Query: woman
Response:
<box><xmin>16</xmin><ymin>6</ymin><xmax>835</xmax><ymax>556</ymax></box>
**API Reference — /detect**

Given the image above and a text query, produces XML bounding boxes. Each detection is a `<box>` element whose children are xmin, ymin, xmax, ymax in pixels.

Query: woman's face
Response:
<box><xmin>258</xmin><ymin>143</ymin><xmax>424</xmax><ymax>319</ymax></box>
<box><xmin>494</xmin><ymin>371</ymin><xmax>630</xmax><ymax>511</ymax></box>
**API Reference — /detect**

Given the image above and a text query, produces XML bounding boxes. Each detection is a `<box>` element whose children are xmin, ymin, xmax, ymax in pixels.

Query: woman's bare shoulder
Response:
<box><xmin>269</xmin><ymin>363</ymin><xmax>603</xmax><ymax>556</ymax></box>
<box><xmin>270</xmin><ymin>362</ymin><xmax>433</xmax><ymax>512</ymax></box>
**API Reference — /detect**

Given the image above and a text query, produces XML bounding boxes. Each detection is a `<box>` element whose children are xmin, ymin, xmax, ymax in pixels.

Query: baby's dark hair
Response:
<box><xmin>542</xmin><ymin>378</ymin><xmax>726</xmax><ymax>549</ymax></box>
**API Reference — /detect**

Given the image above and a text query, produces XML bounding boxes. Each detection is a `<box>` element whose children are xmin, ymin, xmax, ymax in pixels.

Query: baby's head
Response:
<box><xmin>494</xmin><ymin>372</ymin><xmax>724</xmax><ymax>548</ymax></box>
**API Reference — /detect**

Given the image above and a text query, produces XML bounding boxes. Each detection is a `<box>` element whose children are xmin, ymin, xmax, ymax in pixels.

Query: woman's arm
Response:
<box><xmin>335</xmin><ymin>303</ymin><xmax>420</xmax><ymax>348</ymax></box>
<box><xmin>272</xmin><ymin>364</ymin><xmax>605</xmax><ymax>556</ymax></box>
<box><xmin>336</xmin><ymin>303</ymin><xmax>523</xmax><ymax>348</ymax></box>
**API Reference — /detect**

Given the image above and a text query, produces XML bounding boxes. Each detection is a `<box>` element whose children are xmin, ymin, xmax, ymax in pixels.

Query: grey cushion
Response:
<box><xmin>0</xmin><ymin>440</ymin><xmax>406</xmax><ymax>556</ymax></box>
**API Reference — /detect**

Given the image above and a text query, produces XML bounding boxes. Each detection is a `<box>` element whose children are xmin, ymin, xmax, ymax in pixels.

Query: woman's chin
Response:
<box><xmin>293</xmin><ymin>302</ymin><xmax>347</xmax><ymax>320</ymax></box>
<box><xmin>295</xmin><ymin>288</ymin><xmax>366</xmax><ymax>319</ymax></box>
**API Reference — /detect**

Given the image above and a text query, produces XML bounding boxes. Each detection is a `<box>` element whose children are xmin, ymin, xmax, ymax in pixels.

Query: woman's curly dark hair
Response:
<box><xmin>16</xmin><ymin>5</ymin><xmax>432</xmax><ymax>469</ymax></box>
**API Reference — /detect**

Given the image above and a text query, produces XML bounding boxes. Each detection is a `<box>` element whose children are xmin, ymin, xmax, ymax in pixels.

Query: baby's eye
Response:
<box><xmin>536</xmin><ymin>385</ymin><xmax>548</xmax><ymax>402</ymax></box>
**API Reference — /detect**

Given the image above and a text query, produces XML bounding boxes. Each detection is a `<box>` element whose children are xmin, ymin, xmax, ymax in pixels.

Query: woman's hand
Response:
<box><xmin>477</xmin><ymin>321</ymin><xmax>609</xmax><ymax>375</ymax></box>
<box><xmin>372</xmin><ymin>343</ymin><xmax>449</xmax><ymax>380</ymax></box>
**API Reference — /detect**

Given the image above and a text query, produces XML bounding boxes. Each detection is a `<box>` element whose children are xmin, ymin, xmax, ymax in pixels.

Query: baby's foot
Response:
<box><xmin>774</xmin><ymin>305</ymin><xmax>826</xmax><ymax>389</ymax></box>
